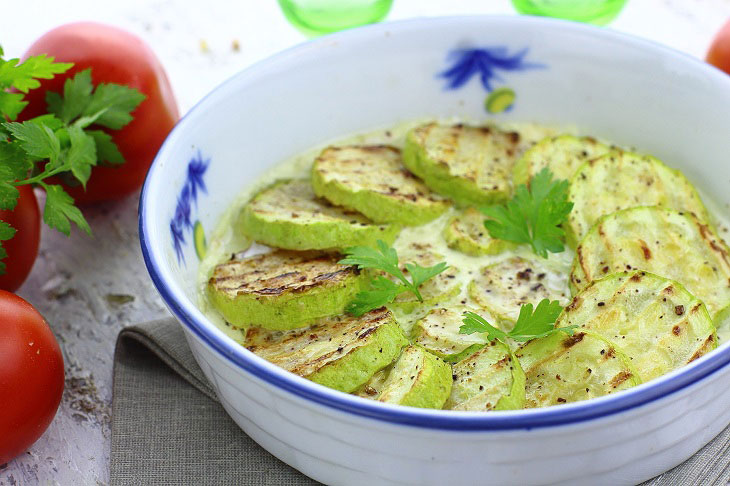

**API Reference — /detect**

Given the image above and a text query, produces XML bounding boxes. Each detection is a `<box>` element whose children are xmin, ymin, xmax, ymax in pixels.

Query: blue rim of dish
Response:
<box><xmin>139</xmin><ymin>15</ymin><xmax>730</xmax><ymax>431</ymax></box>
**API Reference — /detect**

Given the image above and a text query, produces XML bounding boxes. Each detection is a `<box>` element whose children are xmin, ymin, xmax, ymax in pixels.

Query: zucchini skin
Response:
<box><xmin>377</xmin><ymin>345</ymin><xmax>453</xmax><ymax>409</ymax></box>
<box><xmin>446</xmin><ymin>340</ymin><xmax>525</xmax><ymax>411</ymax></box>
<box><xmin>411</xmin><ymin>306</ymin><xmax>488</xmax><ymax>363</ymax></box>
<box><xmin>311</xmin><ymin>145</ymin><xmax>449</xmax><ymax>226</ymax></box>
<box><xmin>442</xmin><ymin>208</ymin><xmax>514</xmax><ymax>256</ymax></box>
<box><xmin>565</xmin><ymin>151</ymin><xmax>710</xmax><ymax>247</ymax></box>
<box><xmin>402</xmin><ymin>123</ymin><xmax>521</xmax><ymax>207</ymax></box>
<box><xmin>207</xmin><ymin>251</ymin><xmax>368</xmax><ymax>330</ymax></box>
<box><xmin>239</xmin><ymin>179</ymin><xmax>401</xmax><ymax>250</ymax></box>
<box><xmin>561</xmin><ymin>271</ymin><xmax>717</xmax><ymax>382</ymax></box>
<box><xmin>571</xmin><ymin>206</ymin><xmax>730</xmax><ymax>321</ymax></box>
<box><xmin>517</xmin><ymin>330</ymin><xmax>641</xmax><ymax>408</ymax></box>
<box><xmin>246</xmin><ymin>308</ymin><xmax>408</xmax><ymax>393</ymax></box>
<box><xmin>308</xmin><ymin>320</ymin><xmax>409</xmax><ymax>393</ymax></box>
<box><xmin>512</xmin><ymin>134</ymin><xmax>610</xmax><ymax>186</ymax></box>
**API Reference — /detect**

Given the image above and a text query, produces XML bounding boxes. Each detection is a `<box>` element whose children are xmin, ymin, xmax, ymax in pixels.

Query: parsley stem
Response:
<box><xmin>13</xmin><ymin>166</ymin><xmax>68</xmax><ymax>186</ymax></box>
<box><xmin>411</xmin><ymin>285</ymin><xmax>424</xmax><ymax>302</ymax></box>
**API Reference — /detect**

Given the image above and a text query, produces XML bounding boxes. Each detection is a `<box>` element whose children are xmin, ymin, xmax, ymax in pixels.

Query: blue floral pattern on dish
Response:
<box><xmin>439</xmin><ymin>47</ymin><xmax>545</xmax><ymax>113</ymax></box>
<box><xmin>170</xmin><ymin>151</ymin><xmax>210</xmax><ymax>264</ymax></box>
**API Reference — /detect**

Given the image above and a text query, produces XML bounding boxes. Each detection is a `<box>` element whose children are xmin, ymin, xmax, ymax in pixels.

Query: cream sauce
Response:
<box><xmin>197</xmin><ymin>119</ymin><xmax>730</xmax><ymax>348</ymax></box>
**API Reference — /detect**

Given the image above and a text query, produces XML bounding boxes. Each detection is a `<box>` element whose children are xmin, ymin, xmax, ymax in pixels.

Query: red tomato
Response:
<box><xmin>707</xmin><ymin>19</ymin><xmax>730</xmax><ymax>75</ymax></box>
<box><xmin>0</xmin><ymin>291</ymin><xmax>64</xmax><ymax>464</ymax></box>
<box><xmin>19</xmin><ymin>22</ymin><xmax>179</xmax><ymax>204</ymax></box>
<box><xmin>0</xmin><ymin>186</ymin><xmax>41</xmax><ymax>292</ymax></box>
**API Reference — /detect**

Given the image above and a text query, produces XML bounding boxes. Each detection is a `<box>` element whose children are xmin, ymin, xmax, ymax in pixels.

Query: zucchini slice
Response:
<box><xmin>239</xmin><ymin>179</ymin><xmax>400</xmax><ymax>250</ymax></box>
<box><xmin>245</xmin><ymin>308</ymin><xmax>408</xmax><ymax>393</ymax></box>
<box><xmin>469</xmin><ymin>256</ymin><xmax>571</xmax><ymax>326</ymax></box>
<box><xmin>355</xmin><ymin>366</ymin><xmax>392</xmax><ymax>399</ymax></box>
<box><xmin>412</xmin><ymin>306</ymin><xmax>489</xmax><ymax>362</ymax></box>
<box><xmin>445</xmin><ymin>340</ymin><xmax>525</xmax><ymax>411</ymax></box>
<box><xmin>566</xmin><ymin>151</ymin><xmax>709</xmax><ymax>246</ymax></box>
<box><xmin>387</xmin><ymin>242</ymin><xmax>462</xmax><ymax>313</ymax></box>
<box><xmin>516</xmin><ymin>331</ymin><xmax>640</xmax><ymax>408</ymax></box>
<box><xmin>377</xmin><ymin>345</ymin><xmax>453</xmax><ymax>409</ymax></box>
<box><xmin>571</xmin><ymin>207</ymin><xmax>730</xmax><ymax>321</ymax></box>
<box><xmin>311</xmin><ymin>145</ymin><xmax>450</xmax><ymax>225</ymax></box>
<box><xmin>512</xmin><ymin>134</ymin><xmax>610</xmax><ymax>186</ymax></box>
<box><xmin>561</xmin><ymin>271</ymin><xmax>716</xmax><ymax>382</ymax></box>
<box><xmin>402</xmin><ymin>122</ymin><xmax>522</xmax><ymax>207</ymax></box>
<box><xmin>443</xmin><ymin>208</ymin><xmax>513</xmax><ymax>256</ymax></box>
<box><xmin>207</xmin><ymin>250</ymin><xmax>367</xmax><ymax>330</ymax></box>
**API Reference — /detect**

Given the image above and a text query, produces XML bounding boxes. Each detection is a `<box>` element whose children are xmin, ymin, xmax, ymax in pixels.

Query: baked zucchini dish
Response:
<box><xmin>198</xmin><ymin>120</ymin><xmax>730</xmax><ymax>411</ymax></box>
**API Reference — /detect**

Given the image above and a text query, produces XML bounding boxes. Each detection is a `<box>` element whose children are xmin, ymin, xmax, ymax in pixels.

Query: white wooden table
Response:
<box><xmin>0</xmin><ymin>1</ymin><xmax>728</xmax><ymax>484</ymax></box>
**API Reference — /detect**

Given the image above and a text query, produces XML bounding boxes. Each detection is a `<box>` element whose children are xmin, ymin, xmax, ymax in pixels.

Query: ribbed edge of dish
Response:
<box><xmin>139</xmin><ymin>14</ymin><xmax>730</xmax><ymax>431</ymax></box>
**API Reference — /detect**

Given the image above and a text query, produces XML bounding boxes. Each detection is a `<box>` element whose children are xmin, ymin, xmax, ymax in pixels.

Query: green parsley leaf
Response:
<box><xmin>67</xmin><ymin>126</ymin><xmax>97</xmax><ymax>186</ymax></box>
<box><xmin>25</xmin><ymin>114</ymin><xmax>65</xmax><ymax>132</ymax></box>
<box><xmin>0</xmin><ymin>146</ymin><xmax>21</xmax><ymax>210</ymax></box>
<box><xmin>405</xmin><ymin>261</ymin><xmax>449</xmax><ymax>300</ymax></box>
<box><xmin>0</xmin><ymin>220</ymin><xmax>17</xmax><ymax>274</ymax></box>
<box><xmin>0</xmin><ymin>220</ymin><xmax>16</xmax><ymax>240</ymax></box>
<box><xmin>41</xmin><ymin>183</ymin><xmax>91</xmax><ymax>236</ymax></box>
<box><xmin>459</xmin><ymin>299</ymin><xmax>577</xmax><ymax>344</ymax></box>
<box><xmin>47</xmin><ymin>69</ymin><xmax>93</xmax><ymax>124</ymax></box>
<box><xmin>0</xmin><ymin>140</ymin><xmax>33</xmax><ymax>180</ymax></box>
<box><xmin>0</xmin><ymin>53</ymin><xmax>72</xmax><ymax>93</ymax></box>
<box><xmin>0</xmin><ymin>91</ymin><xmax>27</xmax><ymax>121</ymax></box>
<box><xmin>82</xmin><ymin>82</ymin><xmax>146</xmax><ymax>130</ymax></box>
<box><xmin>3</xmin><ymin>121</ymin><xmax>61</xmax><ymax>165</ymax></box>
<box><xmin>339</xmin><ymin>240</ymin><xmax>449</xmax><ymax>315</ymax></box>
<box><xmin>340</xmin><ymin>240</ymin><xmax>403</xmax><ymax>279</ymax></box>
<box><xmin>0</xmin><ymin>181</ymin><xmax>18</xmax><ymax>211</ymax></box>
<box><xmin>482</xmin><ymin>168</ymin><xmax>573</xmax><ymax>258</ymax></box>
<box><xmin>87</xmin><ymin>130</ymin><xmax>124</xmax><ymax>165</ymax></box>
<box><xmin>0</xmin><ymin>48</ymin><xmax>69</xmax><ymax>121</ymax></box>
<box><xmin>0</xmin><ymin>55</ymin><xmax>142</xmax><ymax>270</ymax></box>
<box><xmin>347</xmin><ymin>276</ymin><xmax>406</xmax><ymax>317</ymax></box>
<box><xmin>459</xmin><ymin>311</ymin><xmax>508</xmax><ymax>342</ymax></box>
<box><xmin>508</xmin><ymin>299</ymin><xmax>574</xmax><ymax>342</ymax></box>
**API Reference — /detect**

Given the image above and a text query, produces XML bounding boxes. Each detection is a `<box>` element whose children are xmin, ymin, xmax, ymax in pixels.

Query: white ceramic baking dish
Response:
<box><xmin>140</xmin><ymin>15</ymin><xmax>730</xmax><ymax>485</ymax></box>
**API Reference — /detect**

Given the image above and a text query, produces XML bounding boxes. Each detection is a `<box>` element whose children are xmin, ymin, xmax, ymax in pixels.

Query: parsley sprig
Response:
<box><xmin>0</xmin><ymin>46</ymin><xmax>145</xmax><ymax>272</ymax></box>
<box><xmin>459</xmin><ymin>299</ymin><xmax>577</xmax><ymax>344</ymax></box>
<box><xmin>338</xmin><ymin>240</ymin><xmax>448</xmax><ymax>316</ymax></box>
<box><xmin>482</xmin><ymin>168</ymin><xmax>573</xmax><ymax>258</ymax></box>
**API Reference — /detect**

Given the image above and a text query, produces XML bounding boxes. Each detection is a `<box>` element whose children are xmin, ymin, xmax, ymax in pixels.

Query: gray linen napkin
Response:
<box><xmin>111</xmin><ymin>318</ymin><xmax>730</xmax><ymax>486</ymax></box>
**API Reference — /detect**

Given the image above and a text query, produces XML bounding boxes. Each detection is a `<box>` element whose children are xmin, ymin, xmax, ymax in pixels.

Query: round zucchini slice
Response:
<box><xmin>566</xmin><ymin>151</ymin><xmax>709</xmax><ymax>246</ymax></box>
<box><xmin>571</xmin><ymin>207</ymin><xmax>730</xmax><ymax>321</ymax></box>
<box><xmin>245</xmin><ymin>308</ymin><xmax>408</xmax><ymax>393</ymax></box>
<box><xmin>387</xmin><ymin>242</ymin><xmax>461</xmax><ymax>313</ymax></box>
<box><xmin>377</xmin><ymin>345</ymin><xmax>453</xmax><ymax>409</ymax></box>
<box><xmin>311</xmin><ymin>145</ymin><xmax>449</xmax><ymax>226</ymax></box>
<box><xmin>412</xmin><ymin>306</ymin><xmax>489</xmax><ymax>362</ymax></box>
<box><xmin>512</xmin><ymin>134</ymin><xmax>610</xmax><ymax>187</ymax></box>
<box><xmin>469</xmin><ymin>256</ymin><xmax>571</xmax><ymax>326</ymax></box>
<box><xmin>239</xmin><ymin>179</ymin><xmax>400</xmax><ymax>250</ymax></box>
<box><xmin>402</xmin><ymin>122</ymin><xmax>522</xmax><ymax>207</ymax></box>
<box><xmin>445</xmin><ymin>340</ymin><xmax>525</xmax><ymax>411</ymax></box>
<box><xmin>207</xmin><ymin>250</ymin><xmax>367</xmax><ymax>330</ymax></box>
<box><xmin>443</xmin><ymin>208</ymin><xmax>514</xmax><ymax>256</ymax></box>
<box><xmin>561</xmin><ymin>271</ymin><xmax>716</xmax><ymax>382</ymax></box>
<box><xmin>516</xmin><ymin>330</ymin><xmax>640</xmax><ymax>408</ymax></box>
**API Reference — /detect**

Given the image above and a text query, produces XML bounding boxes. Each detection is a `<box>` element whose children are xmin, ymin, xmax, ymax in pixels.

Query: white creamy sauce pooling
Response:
<box><xmin>197</xmin><ymin>119</ymin><xmax>730</xmax><ymax>348</ymax></box>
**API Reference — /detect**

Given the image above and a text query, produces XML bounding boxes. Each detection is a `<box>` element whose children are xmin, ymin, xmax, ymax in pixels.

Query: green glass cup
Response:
<box><xmin>278</xmin><ymin>0</ymin><xmax>394</xmax><ymax>37</ymax></box>
<box><xmin>511</xmin><ymin>0</ymin><xmax>628</xmax><ymax>26</ymax></box>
